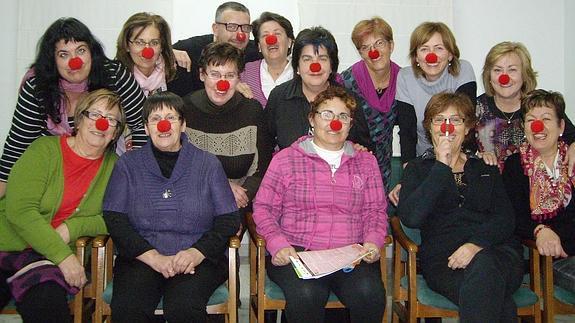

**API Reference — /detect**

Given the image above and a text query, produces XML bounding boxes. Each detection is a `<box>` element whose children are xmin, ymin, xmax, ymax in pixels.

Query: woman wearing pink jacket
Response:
<box><xmin>253</xmin><ymin>86</ymin><xmax>388</xmax><ymax>323</ymax></box>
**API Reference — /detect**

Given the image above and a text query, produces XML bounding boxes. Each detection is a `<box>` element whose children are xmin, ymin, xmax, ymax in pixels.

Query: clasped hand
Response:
<box><xmin>147</xmin><ymin>248</ymin><xmax>206</xmax><ymax>278</ymax></box>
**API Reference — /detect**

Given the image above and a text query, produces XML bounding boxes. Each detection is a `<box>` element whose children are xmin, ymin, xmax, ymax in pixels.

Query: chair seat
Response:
<box><xmin>555</xmin><ymin>285</ymin><xmax>575</xmax><ymax>305</ymax></box>
<box><xmin>102</xmin><ymin>281</ymin><xmax>229</xmax><ymax>308</ymax></box>
<box><xmin>265</xmin><ymin>275</ymin><xmax>341</xmax><ymax>302</ymax></box>
<box><xmin>400</xmin><ymin>275</ymin><xmax>539</xmax><ymax>310</ymax></box>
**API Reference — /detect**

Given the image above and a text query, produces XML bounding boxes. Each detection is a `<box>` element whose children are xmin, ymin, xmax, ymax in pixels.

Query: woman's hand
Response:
<box><xmin>173</xmin><ymin>49</ymin><xmax>191</xmax><ymax>72</ymax></box>
<box><xmin>448</xmin><ymin>243</ymin><xmax>483</xmax><ymax>270</ymax></box>
<box><xmin>138</xmin><ymin>250</ymin><xmax>176</xmax><ymax>278</ymax></box>
<box><xmin>479</xmin><ymin>151</ymin><xmax>498</xmax><ymax>166</ymax></box>
<box><xmin>388</xmin><ymin>183</ymin><xmax>401</xmax><ymax>206</ymax></box>
<box><xmin>536</xmin><ymin>226</ymin><xmax>568</xmax><ymax>258</ymax></box>
<box><xmin>236</xmin><ymin>82</ymin><xmax>254</xmax><ymax>99</ymax></box>
<box><xmin>361</xmin><ymin>242</ymin><xmax>380</xmax><ymax>263</ymax></box>
<box><xmin>272</xmin><ymin>247</ymin><xmax>298</xmax><ymax>266</ymax></box>
<box><xmin>435</xmin><ymin>135</ymin><xmax>453</xmax><ymax>166</ymax></box>
<box><xmin>55</xmin><ymin>223</ymin><xmax>70</xmax><ymax>244</ymax></box>
<box><xmin>58</xmin><ymin>254</ymin><xmax>87</xmax><ymax>289</ymax></box>
<box><xmin>229</xmin><ymin>182</ymin><xmax>249</xmax><ymax>208</ymax></box>
<box><xmin>172</xmin><ymin>248</ymin><xmax>206</xmax><ymax>274</ymax></box>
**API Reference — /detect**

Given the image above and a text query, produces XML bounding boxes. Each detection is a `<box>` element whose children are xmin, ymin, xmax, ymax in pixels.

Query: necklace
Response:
<box><xmin>501</xmin><ymin>110</ymin><xmax>517</xmax><ymax>124</ymax></box>
<box><xmin>376</xmin><ymin>87</ymin><xmax>384</xmax><ymax>94</ymax></box>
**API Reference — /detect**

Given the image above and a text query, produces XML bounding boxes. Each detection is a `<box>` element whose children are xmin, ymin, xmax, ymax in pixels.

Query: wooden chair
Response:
<box><xmin>91</xmin><ymin>235</ymin><xmax>240</xmax><ymax>323</ymax></box>
<box><xmin>0</xmin><ymin>236</ymin><xmax>97</xmax><ymax>323</ymax></box>
<box><xmin>522</xmin><ymin>240</ymin><xmax>575</xmax><ymax>322</ymax></box>
<box><xmin>390</xmin><ymin>216</ymin><xmax>542</xmax><ymax>323</ymax></box>
<box><xmin>246</xmin><ymin>212</ymin><xmax>390</xmax><ymax>323</ymax></box>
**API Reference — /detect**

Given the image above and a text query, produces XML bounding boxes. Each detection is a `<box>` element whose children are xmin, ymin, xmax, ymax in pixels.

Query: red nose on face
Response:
<box><xmin>141</xmin><ymin>47</ymin><xmax>155</xmax><ymax>59</ymax></box>
<box><xmin>68</xmin><ymin>57</ymin><xmax>84</xmax><ymax>70</ymax></box>
<box><xmin>368</xmin><ymin>50</ymin><xmax>380</xmax><ymax>59</ymax></box>
<box><xmin>531</xmin><ymin>120</ymin><xmax>544</xmax><ymax>133</ymax></box>
<box><xmin>440</xmin><ymin>122</ymin><xmax>455</xmax><ymax>134</ymax></box>
<box><xmin>157</xmin><ymin>119</ymin><xmax>171</xmax><ymax>133</ymax></box>
<box><xmin>498</xmin><ymin>74</ymin><xmax>510</xmax><ymax>85</ymax></box>
<box><xmin>265</xmin><ymin>34</ymin><xmax>278</xmax><ymax>45</ymax></box>
<box><xmin>330</xmin><ymin>120</ymin><xmax>342</xmax><ymax>131</ymax></box>
<box><xmin>216</xmin><ymin>79</ymin><xmax>230</xmax><ymax>92</ymax></box>
<box><xmin>95</xmin><ymin>118</ymin><xmax>109</xmax><ymax>131</ymax></box>
<box><xmin>309</xmin><ymin>62</ymin><xmax>321</xmax><ymax>73</ymax></box>
<box><xmin>236</xmin><ymin>32</ymin><xmax>246</xmax><ymax>42</ymax></box>
<box><xmin>425</xmin><ymin>53</ymin><xmax>438</xmax><ymax>64</ymax></box>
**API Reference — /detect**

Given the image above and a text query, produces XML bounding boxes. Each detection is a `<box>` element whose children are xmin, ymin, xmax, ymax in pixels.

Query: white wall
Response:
<box><xmin>1</xmin><ymin>0</ymin><xmax>573</xmax><ymax>149</ymax></box>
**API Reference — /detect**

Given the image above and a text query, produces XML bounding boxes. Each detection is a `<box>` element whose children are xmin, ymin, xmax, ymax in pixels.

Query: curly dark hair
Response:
<box><xmin>32</xmin><ymin>17</ymin><xmax>110</xmax><ymax>124</ymax></box>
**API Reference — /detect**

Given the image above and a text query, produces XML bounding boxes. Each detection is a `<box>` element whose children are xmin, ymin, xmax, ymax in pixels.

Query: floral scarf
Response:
<box><xmin>520</xmin><ymin>141</ymin><xmax>575</xmax><ymax>221</ymax></box>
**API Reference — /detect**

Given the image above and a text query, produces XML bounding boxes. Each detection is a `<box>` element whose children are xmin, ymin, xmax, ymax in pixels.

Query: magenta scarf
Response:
<box><xmin>350</xmin><ymin>60</ymin><xmax>400</xmax><ymax>113</ymax></box>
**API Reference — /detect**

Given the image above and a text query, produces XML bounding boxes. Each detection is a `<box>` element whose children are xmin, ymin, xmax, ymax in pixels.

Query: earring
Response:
<box><xmin>560</xmin><ymin>133</ymin><xmax>563</xmax><ymax>137</ymax></box>
<box><xmin>448</xmin><ymin>61</ymin><xmax>452</xmax><ymax>66</ymax></box>
<box><xmin>416</xmin><ymin>63</ymin><xmax>420</xmax><ymax>67</ymax></box>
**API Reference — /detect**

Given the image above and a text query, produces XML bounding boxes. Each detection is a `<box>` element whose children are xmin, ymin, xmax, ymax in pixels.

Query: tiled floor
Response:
<box><xmin>2</xmin><ymin>246</ymin><xmax>575</xmax><ymax>322</ymax></box>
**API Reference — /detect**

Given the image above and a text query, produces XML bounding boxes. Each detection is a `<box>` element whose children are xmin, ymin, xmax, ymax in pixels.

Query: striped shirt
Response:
<box><xmin>0</xmin><ymin>60</ymin><xmax>146</xmax><ymax>181</ymax></box>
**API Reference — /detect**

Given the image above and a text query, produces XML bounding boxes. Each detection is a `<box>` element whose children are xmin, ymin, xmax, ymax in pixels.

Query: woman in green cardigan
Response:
<box><xmin>0</xmin><ymin>89</ymin><xmax>125</xmax><ymax>322</ymax></box>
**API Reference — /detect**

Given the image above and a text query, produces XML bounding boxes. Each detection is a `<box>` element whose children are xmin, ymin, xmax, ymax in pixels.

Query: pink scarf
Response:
<box><xmin>350</xmin><ymin>60</ymin><xmax>400</xmax><ymax>113</ymax></box>
<box><xmin>132</xmin><ymin>57</ymin><xmax>166</xmax><ymax>97</ymax></box>
<box><xmin>520</xmin><ymin>141</ymin><xmax>575</xmax><ymax>221</ymax></box>
<box><xmin>47</xmin><ymin>77</ymin><xmax>88</xmax><ymax>136</ymax></box>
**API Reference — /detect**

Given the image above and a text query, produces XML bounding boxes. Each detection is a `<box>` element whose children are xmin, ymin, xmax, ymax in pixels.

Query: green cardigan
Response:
<box><xmin>0</xmin><ymin>136</ymin><xmax>117</xmax><ymax>264</ymax></box>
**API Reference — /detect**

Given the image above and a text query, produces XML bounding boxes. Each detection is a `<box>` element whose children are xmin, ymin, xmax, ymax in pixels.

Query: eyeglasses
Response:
<box><xmin>315</xmin><ymin>110</ymin><xmax>352</xmax><ymax>124</ymax></box>
<box><xmin>129</xmin><ymin>39</ymin><xmax>161</xmax><ymax>48</ymax></box>
<box><xmin>215</xmin><ymin>22</ymin><xmax>253</xmax><ymax>33</ymax></box>
<box><xmin>431</xmin><ymin>115</ymin><xmax>465</xmax><ymax>126</ymax></box>
<box><xmin>204</xmin><ymin>70</ymin><xmax>238</xmax><ymax>80</ymax></box>
<box><xmin>147</xmin><ymin>114</ymin><xmax>182</xmax><ymax>125</ymax></box>
<box><xmin>82</xmin><ymin>111</ymin><xmax>120</xmax><ymax>127</ymax></box>
<box><xmin>358</xmin><ymin>39</ymin><xmax>389</xmax><ymax>54</ymax></box>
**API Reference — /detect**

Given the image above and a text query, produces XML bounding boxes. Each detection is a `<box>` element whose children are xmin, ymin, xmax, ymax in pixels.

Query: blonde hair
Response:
<box><xmin>409</xmin><ymin>22</ymin><xmax>460</xmax><ymax>79</ymax></box>
<box><xmin>482</xmin><ymin>41</ymin><xmax>538</xmax><ymax>97</ymax></box>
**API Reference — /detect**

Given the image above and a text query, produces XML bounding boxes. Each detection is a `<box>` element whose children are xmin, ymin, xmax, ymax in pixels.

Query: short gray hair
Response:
<box><xmin>215</xmin><ymin>2</ymin><xmax>250</xmax><ymax>21</ymax></box>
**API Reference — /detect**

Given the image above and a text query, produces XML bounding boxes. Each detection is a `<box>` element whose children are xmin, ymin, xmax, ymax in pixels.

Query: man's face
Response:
<box><xmin>212</xmin><ymin>9</ymin><xmax>251</xmax><ymax>50</ymax></box>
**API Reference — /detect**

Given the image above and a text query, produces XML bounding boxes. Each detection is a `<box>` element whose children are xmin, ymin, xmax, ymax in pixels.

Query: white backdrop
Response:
<box><xmin>1</xmin><ymin>0</ymin><xmax>573</xmax><ymax>149</ymax></box>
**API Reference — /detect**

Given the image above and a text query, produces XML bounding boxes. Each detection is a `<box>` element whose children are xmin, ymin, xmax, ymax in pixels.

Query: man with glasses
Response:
<box><xmin>168</xmin><ymin>1</ymin><xmax>262</xmax><ymax>97</ymax></box>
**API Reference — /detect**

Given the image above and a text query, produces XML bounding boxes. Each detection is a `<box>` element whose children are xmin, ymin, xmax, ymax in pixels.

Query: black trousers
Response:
<box><xmin>266</xmin><ymin>255</ymin><xmax>385</xmax><ymax>323</ymax></box>
<box><xmin>111</xmin><ymin>256</ymin><xmax>228</xmax><ymax>323</ymax></box>
<box><xmin>16</xmin><ymin>281</ymin><xmax>72</xmax><ymax>323</ymax></box>
<box><xmin>422</xmin><ymin>244</ymin><xmax>524</xmax><ymax>323</ymax></box>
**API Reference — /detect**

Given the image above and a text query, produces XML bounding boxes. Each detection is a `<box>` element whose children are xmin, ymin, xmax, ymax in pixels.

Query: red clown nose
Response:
<box><xmin>68</xmin><ymin>57</ymin><xmax>83</xmax><ymax>70</ymax></box>
<box><xmin>425</xmin><ymin>53</ymin><xmax>438</xmax><ymax>64</ymax></box>
<box><xmin>157</xmin><ymin>119</ymin><xmax>171</xmax><ymax>133</ymax></box>
<box><xmin>368</xmin><ymin>50</ymin><xmax>380</xmax><ymax>59</ymax></box>
<box><xmin>236</xmin><ymin>32</ymin><xmax>246</xmax><ymax>42</ymax></box>
<box><xmin>141</xmin><ymin>47</ymin><xmax>155</xmax><ymax>59</ymax></box>
<box><xmin>265</xmin><ymin>34</ymin><xmax>278</xmax><ymax>45</ymax></box>
<box><xmin>309</xmin><ymin>62</ymin><xmax>321</xmax><ymax>73</ymax></box>
<box><xmin>531</xmin><ymin>120</ymin><xmax>544</xmax><ymax>133</ymax></box>
<box><xmin>216</xmin><ymin>80</ymin><xmax>230</xmax><ymax>92</ymax></box>
<box><xmin>440</xmin><ymin>122</ymin><xmax>455</xmax><ymax>135</ymax></box>
<box><xmin>498</xmin><ymin>74</ymin><xmax>510</xmax><ymax>85</ymax></box>
<box><xmin>95</xmin><ymin>118</ymin><xmax>109</xmax><ymax>131</ymax></box>
<box><xmin>330</xmin><ymin>120</ymin><xmax>342</xmax><ymax>131</ymax></box>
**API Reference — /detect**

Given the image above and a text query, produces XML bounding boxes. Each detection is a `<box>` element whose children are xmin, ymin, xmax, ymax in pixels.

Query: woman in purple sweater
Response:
<box><xmin>102</xmin><ymin>92</ymin><xmax>240</xmax><ymax>323</ymax></box>
<box><xmin>253</xmin><ymin>86</ymin><xmax>387</xmax><ymax>323</ymax></box>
